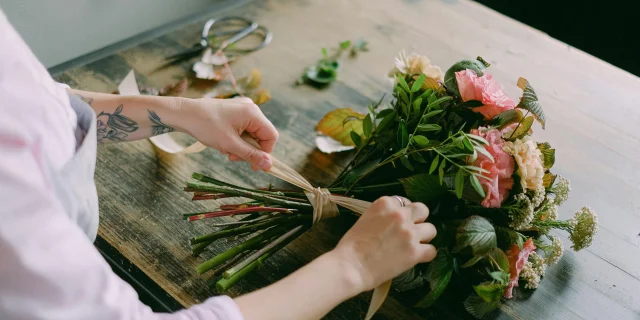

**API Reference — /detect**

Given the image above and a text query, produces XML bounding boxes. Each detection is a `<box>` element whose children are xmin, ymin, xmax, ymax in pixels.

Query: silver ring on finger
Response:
<box><xmin>395</xmin><ymin>196</ymin><xmax>406</xmax><ymax>207</ymax></box>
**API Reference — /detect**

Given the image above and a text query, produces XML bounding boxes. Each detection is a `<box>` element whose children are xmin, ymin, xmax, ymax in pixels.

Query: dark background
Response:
<box><xmin>476</xmin><ymin>0</ymin><xmax>639</xmax><ymax>77</ymax></box>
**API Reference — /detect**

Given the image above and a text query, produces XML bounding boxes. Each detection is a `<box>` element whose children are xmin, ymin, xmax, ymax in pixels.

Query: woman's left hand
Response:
<box><xmin>178</xmin><ymin>97</ymin><xmax>279</xmax><ymax>171</ymax></box>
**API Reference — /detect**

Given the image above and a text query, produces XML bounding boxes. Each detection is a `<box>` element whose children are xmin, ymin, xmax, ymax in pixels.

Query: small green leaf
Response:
<box><xmin>455</xmin><ymin>169</ymin><xmax>465</xmax><ymax>199</ymax></box>
<box><xmin>490</xmin><ymin>271</ymin><xmax>510</xmax><ymax>285</ymax></box>
<box><xmin>543</xmin><ymin>172</ymin><xmax>557</xmax><ymax>189</ymax></box>
<box><xmin>413</xmin><ymin>97</ymin><xmax>423</xmax><ymax>115</ymax></box>
<box><xmin>427</xmin><ymin>91</ymin><xmax>437</xmax><ymax>104</ymax></box>
<box><xmin>350</xmin><ymin>130</ymin><xmax>362</xmax><ymax>147</ymax></box>
<box><xmin>397</xmin><ymin>120</ymin><xmax>409</xmax><ymax>148</ymax></box>
<box><xmin>417</xmin><ymin>124</ymin><xmax>442</xmax><ymax>132</ymax></box>
<box><xmin>363</xmin><ymin>114</ymin><xmax>373</xmax><ymax>138</ymax></box>
<box><xmin>461</xmin><ymin>255</ymin><xmax>483</xmax><ymax>268</ymax></box>
<box><xmin>377</xmin><ymin>110</ymin><xmax>397</xmax><ymax>132</ymax></box>
<box><xmin>415</xmin><ymin>248</ymin><xmax>454</xmax><ymax>308</ymax></box>
<box><xmin>517</xmin><ymin>77</ymin><xmax>546</xmax><ymax>128</ymax></box>
<box><xmin>438</xmin><ymin>159</ymin><xmax>446</xmax><ymax>185</ymax></box>
<box><xmin>467</xmin><ymin>133</ymin><xmax>489</xmax><ymax>145</ymax></box>
<box><xmin>400</xmin><ymin>156</ymin><xmax>414</xmax><ymax>171</ymax></box>
<box><xmin>376</xmin><ymin>108</ymin><xmax>394</xmax><ymax>119</ymax></box>
<box><xmin>398</xmin><ymin>89</ymin><xmax>409</xmax><ymax>105</ymax></box>
<box><xmin>412</xmin><ymin>135</ymin><xmax>430</xmax><ymax>148</ymax></box>
<box><xmin>504</xmin><ymin>116</ymin><xmax>534</xmax><ymax>141</ymax></box>
<box><xmin>429</xmin><ymin>155</ymin><xmax>440</xmax><ymax>174</ymax></box>
<box><xmin>464</xmin><ymin>294</ymin><xmax>499</xmax><ymax>319</ymax></box>
<box><xmin>469</xmin><ymin>174</ymin><xmax>486</xmax><ymax>197</ymax></box>
<box><xmin>339</xmin><ymin>40</ymin><xmax>351</xmax><ymax>50</ymax></box>
<box><xmin>475</xmin><ymin>145</ymin><xmax>495</xmax><ymax>163</ymax></box>
<box><xmin>462</xmin><ymin>138</ymin><xmax>474</xmax><ymax>152</ymax></box>
<box><xmin>492</xmin><ymin>109</ymin><xmax>524</xmax><ymax>129</ymax></box>
<box><xmin>419</xmin><ymin>88</ymin><xmax>434</xmax><ymax>101</ymax></box>
<box><xmin>321</xmin><ymin>48</ymin><xmax>328</xmax><ymax>58</ymax></box>
<box><xmin>487</xmin><ymin>247</ymin><xmax>510</xmax><ymax>271</ymax></box>
<box><xmin>397</xmin><ymin>74</ymin><xmax>411</xmax><ymax>93</ymax></box>
<box><xmin>473</xmin><ymin>282</ymin><xmax>504</xmax><ymax>303</ymax></box>
<box><xmin>537</xmin><ymin>142</ymin><xmax>555</xmax><ymax>169</ymax></box>
<box><xmin>456</xmin><ymin>216</ymin><xmax>497</xmax><ymax>256</ymax></box>
<box><xmin>495</xmin><ymin>227</ymin><xmax>525</xmax><ymax>250</ymax></box>
<box><xmin>410</xmin><ymin>152</ymin><xmax>428</xmax><ymax>163</ymax></box>
<box><xmin>400</xmin><ymin>173</ymin><xmax>447</xmax><ymax>203</ymax></box>
<box><xmin>428</xmin><ymin>96</ymin><xmax>453</xmax><ymax>108</ymax></box>
<box><xmin>412</xmin><ymin>74</ymin><xmax>426</xmax><ymax>92</ymax></box>
<box><xmin>464</xmin><ymin>165</ymin><xmax>490</xmax><ymax>174</ymax></box>
<box><xmin>422</xmin><ymin>110</ymin><xmax>444</xmax><ymax>120</ymax></box>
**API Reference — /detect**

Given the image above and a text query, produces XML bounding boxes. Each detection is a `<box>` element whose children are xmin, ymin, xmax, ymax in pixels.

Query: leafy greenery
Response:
<box><xmin>415</xmin><ymin>248</ymin><xmax>454</xmax><ymax>308</ymax></box>
<box><xmin>516</xmin><ymin>77</ymin><xmax>546</xmax><ymax>128</ymax></box>
<box><xmin>298</xmin><ymin>39</ymin><xmax>368</xmax><ymax>86</ymax></box>
<box><xmin>456</xmin><ymin>216</ymin><xmax>497</xmax><ymax>256</ymax></box>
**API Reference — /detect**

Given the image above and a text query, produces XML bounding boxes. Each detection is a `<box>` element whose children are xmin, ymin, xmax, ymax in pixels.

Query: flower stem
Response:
<box><xmin>191</xmin><ymin>213</ymin><xmax>261</xmax><ymax>256</ymax></box>
<box><xmin>186</xmin><ymin>207</ymin><xmax>295</xmax><ymax>222</ymax></box>
<box><xmin>186</xmin><ymin>181</ymin><xmax>313</xmax><ymax>210</ymax></box>
<box><xmin>531</xmin><ymin>219</ymin><xmax>573</xmax><ymax>232</ymax></box>
<box><xmin>223</xmin><ymin>225</ymin><xmax>306</xmax><ymax>279</ymax></box>
<box><xmin>190</xmin><ymin>214</ymin><xmax>308</xmax><ymax>245</ymax></box>
<box><xmin>195</xmin><ymin>222</ymin><xmax>300</xmax><ymax>274</ymax></box>
<box><xmin>215</xmin><ymin>225</ymin><xmax>305</xmax><ymax>291</ymax></box>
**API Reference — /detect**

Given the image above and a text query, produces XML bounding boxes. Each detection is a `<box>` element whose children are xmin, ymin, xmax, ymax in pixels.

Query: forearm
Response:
<box><xmin>68</xmin><ymin>89</ymin><xmax>188</xmax><ymax>143</ymax></box>
<box><xmin>234</xmin><ymin>250</ymin><xmax>362</xmax><ymax>320</ymax></box>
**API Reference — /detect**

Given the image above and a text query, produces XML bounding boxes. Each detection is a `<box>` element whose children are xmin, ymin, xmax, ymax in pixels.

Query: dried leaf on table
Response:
<box><xmin>205</xmin><ymin>68</ymin><xmax>271</xmax><ymax>105</ymax></box>
<box><xmin>159</xmin><ymin>78</ymin><xmax>190</xmax><ymax>97</ymax></box>
<box><xmin>315</xmin><ymin>108</ymin><xmax>365</xmax><ymax>147</ymax></box>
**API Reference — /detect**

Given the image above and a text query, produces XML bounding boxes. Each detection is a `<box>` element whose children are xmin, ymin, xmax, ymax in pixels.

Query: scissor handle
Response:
<box><xmin>200</xmin><ymin>16</ymin><xmax>272</xmax><ymax>53</ymax></box>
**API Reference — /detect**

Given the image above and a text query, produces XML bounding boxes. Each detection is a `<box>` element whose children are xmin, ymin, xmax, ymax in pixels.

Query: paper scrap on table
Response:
<box><xmin>315</xmin><ymin>135</ymin><xmax>355</xmax><ymax>153</ymax></box>
<box><xmin>117</xmin><ymin>70</ymin><xmax>207</xmax><ymax>154</ymax></box>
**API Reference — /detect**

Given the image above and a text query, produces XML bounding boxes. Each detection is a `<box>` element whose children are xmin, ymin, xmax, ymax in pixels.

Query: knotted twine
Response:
<box><xmin>118</xmin><ymin>70</ymin><xmax>391</xmax><ymax>320</ymax></box>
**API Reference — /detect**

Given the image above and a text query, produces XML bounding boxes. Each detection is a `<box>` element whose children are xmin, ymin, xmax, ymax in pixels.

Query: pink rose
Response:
<box><xmin>455</xmin><ymin>70</ymin><xmax>516</xmax><ymax>120</ymax></box>
<box><xmin>469</xmin><ymin>127</ymin><xmax>515</xmax><ymax>208</ymax></box>
<box><xmin>504</xmin><ymin>238</ymin><xmax>536</xmax><ymax>298</ymax></box>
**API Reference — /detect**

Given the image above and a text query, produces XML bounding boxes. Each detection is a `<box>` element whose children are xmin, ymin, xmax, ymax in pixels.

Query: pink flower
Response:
<box><xmin>469</xmin><ymin>127</ymin><xmax>515</xmax><ymax>208</ymax></box>
<box><xmin>455</xmin><ymin>70</ymin><xmax>516</xmax><ymax>120</ymax></box>
<box><xmin>504</xmin><ymin>238</ymin><xmax>536</xmax><ymax>298</ymax></box>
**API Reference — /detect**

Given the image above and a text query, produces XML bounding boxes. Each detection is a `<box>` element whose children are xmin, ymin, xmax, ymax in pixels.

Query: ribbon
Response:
<box><xmin>118</xmin><ymin>70</ymin><xmax>390</xmax><ymax>319</ymax></box>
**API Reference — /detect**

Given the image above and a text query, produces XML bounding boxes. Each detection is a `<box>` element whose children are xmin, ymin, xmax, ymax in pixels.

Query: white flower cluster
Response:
<box><xmin>552</xmin><ymin>176</ymin><xmax>571</xmax><ymax>205</ymax></box>
<box><xmin>510</xmin><ymin>193</ymin><xmax>534</xmax><ymax>230</ymax></box>
<box><xmin>520</xmin><ymin>252</ymin><xmax>546</xmax><ymax>289</ymax></box>
<box><xmin>542</xmin><ymin>202</ymin><xmax>559</xmax><ymax>221</ymax></box>
<box><xmin>532</xmin><ymin>188</ymin><xmax>546</xmax><ymax>208</ymax></box>
<box><xmin>569</xmin><ymin>207</ymin><xmax>599</xmax><ymax>251</ymax></box>
<box><xmin>545</xmin><ymin>236</ymin><xmax>564</xmax><ymax>265</ymax></box>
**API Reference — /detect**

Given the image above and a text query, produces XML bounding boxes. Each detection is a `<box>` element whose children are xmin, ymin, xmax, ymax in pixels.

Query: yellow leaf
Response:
<box><xmin>249</xmin><ymin>88</ymin><xmax>271</xmax><ymax>105</ymax></box>
<box><xmin>238</xmin><ymin>68</ymin><xmax>263</xmax><ymax>90</ymax></box>
<box><xmin>316</xmin><ymin>108</ymin><xmax>366</xmax><ymax>146</ymax></box>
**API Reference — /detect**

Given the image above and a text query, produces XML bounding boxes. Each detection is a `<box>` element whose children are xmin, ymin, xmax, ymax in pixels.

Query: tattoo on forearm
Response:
<box><xmin>148</xmin><ymin>110</ymin><xmax>174</xmax><ymax>135</ymax></box>
<box><xmin>96</xmin><ymin>105</ymin><xmax>138</xmax><ymax>143</ymax></box>
<box><xmin>73</xmin><ymin>94</ymin><xmax>93</xmax><ymax>105</ymax></box>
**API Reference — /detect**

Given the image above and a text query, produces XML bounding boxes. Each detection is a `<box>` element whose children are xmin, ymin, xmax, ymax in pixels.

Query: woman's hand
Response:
<box><xmin>332</xmin><ymin>196</ymin><xmax>437</xmax><ymax>292</ymax></box>
<box><xmin>179</xmin><ymin>97</ymin><xmax>279</xmax><ymax>171</ymax></box>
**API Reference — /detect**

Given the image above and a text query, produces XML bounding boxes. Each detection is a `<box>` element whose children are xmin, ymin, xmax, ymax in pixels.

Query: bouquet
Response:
<box><xmin>181</xmin><ymin>50</ymin><xmax>598</xmax><ymax>318</ymax></box>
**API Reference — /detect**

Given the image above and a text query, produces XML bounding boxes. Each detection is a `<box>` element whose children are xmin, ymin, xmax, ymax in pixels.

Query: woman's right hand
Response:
<box><xmin>332</xmin><ymin>196</ymin><xmax>438</xmax><ymax>293</ymax></box>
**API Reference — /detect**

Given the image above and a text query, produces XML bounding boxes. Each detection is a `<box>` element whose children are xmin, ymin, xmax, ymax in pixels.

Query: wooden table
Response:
<box><xmin>54</xmin><ymin>0</ymin><xmax>640</xmax><ymax>319</ymax></box>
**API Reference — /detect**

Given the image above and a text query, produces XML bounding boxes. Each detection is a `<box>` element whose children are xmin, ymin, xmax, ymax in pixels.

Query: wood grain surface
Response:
<box><xmin>54</xmin><ymin>0</ymin><xmax>640</xmax><ymax>319</ymax></box>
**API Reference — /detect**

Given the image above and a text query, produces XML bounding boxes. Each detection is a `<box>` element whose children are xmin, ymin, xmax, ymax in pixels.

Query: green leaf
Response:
<box><xmin>467</xmin><ymin>133</ymin><xmax>489</xmax><ymax>145</ymax></box>
<box><xmin>444</xmin><ymin>58</ymin><xmax>488</xmax><ymax>97</ymax></box>
<box><xmin>490</xmin><ymin>271</ymin><xmax>510</xmax><ymax>285</ymax></box>
<box><xmin>462</xmin><ymin>138</ymin><xmax>474</xmax><ymax>152</ymax></box>
<box><xmin>400</xmin><ymin>173</ymin><xmax>447</xmax><ymax>203</ymax></box>
<box><xmin>496</xmin><ymin>226</ymin><xmax>525</xmax><ymax>250</ymax></box>
<box><xmin>429</xmin><ymin>155</ymin><xmax>440</xmax><ymax>174</ymax></box>
<box><xmin>363</xmin><ymin>114</ymin><xmax>373</xmax><ymax>138</ymax></box>
<box><xmin>428</xmin><ymin>96</ymin><xmax>453</xmax><ymax>108</ymax></box>
<box><xmin>397</xmin><ymin>120</ymin><xmax>409</xmax><ymax>148</ymax></box>
<box><xmin>418</xmin><ymin>89</ymin><xmax>434</xmax><ymax>101</ymax></box>
<box><xmin>397</xmin><ymin>74</ymin><xmax>411</xmax><ymax>93</ymax></box>
<box><xmin>410</xmin><ymin>152</ymin><xmax>428</xmax><ymax>164</ymax></box>
<box><xmin>487</xmin><ymin>247</ymin><xmax>509</xmax><ymax>271</ymax></box>
<box><xmin>400</xmin><ymin>156</ymin><xmax>414</xmax><ymax>171</ymax></box>
<box><xmin>543</xmin><ymin>172</ymin><xmax>557</xmax><ymax>189</ymax></box>
<box><xmin>377</xmin><ymin>110</ymin><xmax>397</xmax><ymax>132</ymax></box>
<box><xmin>376</xmin><ymin>108</ymin><xmax>394</xmax><ymax>119</ymax></box>
<box><xmin>517</xmin><ymin>77</ymin><xmax>546</xmax><ymax>128</ymax></box>
<box><xmin>469</xmin><ymin>174</ymin><xmax>486</xmax><ymax>197</ymax></box>
<box><xmin>427</xmin><ymin>91</ymin><xmax>437</xmax><ymax>104</ymax></box>
<box><xmin>475</xmin><ymin>145</ymin><xmax>495</xmax><ymax>163</ymax></box>
<box><xmin>422</xmin><ymin>110</ymin><xmax>444</xmax><ymax>120</ymax></box>
<box><xmin>461</xmin><ymin>255</ymin><xmax>483</xmax><ymax>268</ymax></box>
<box><xmin>413</xmin><ymin>97</ymin><xmax>423</xmax><ymax>115</ymax></box>
<box><xmin>492</xmin><ymin>109</ymin><xmax>524</xmax><ymax>129</ymax></box>
<box><xmin>537</xmin><ymin>142</ymin><xmax>555</xmax><ymax>169</ymax></box>
<box><xmin>321</xmin><ymin>47</ymin><xmax>328</xmax><ymax>58</ymax></box>
<box><xmin>417</xmin><ymin>124</ymin><xmax>442</xmax><ymax>132</ymax></box>
<box><xmin>415</xmin><ymin>248</ymin><xmax>454</xmax><ymax>308</ymax></box>
<box><xmin>464</xmin><ymin>294</ymin><xmax>499</xmax><ymax>319</ymax></box>
<box><xmin>398</xmin><ymin>89</ymin><xmax>409</xmax><ymax>105</ymax></box>
<box><xmin>412</xmin><ymin>74</ymin><xmax>426</xmax><ymax>92</ymax></box>
<box><xmin>456</xmin><ymin>216</ymin><xmax>497</xmax><ymax>256</ymax></box>
<box><xmin>339</xmin><ymin>40</ymin><xmax>351</xmax><ymax>50</ymax></box>
<box><xmin>455</xmin><ymin>169</ymin><xmax>465</xmax><ymax>199</ymax></box>
<box><xmin>350</xmin><ymin>130</ymin><xmax>362</xmax><ymax>147</ymax></box>
<box><xmin>504</xmin><ymin>116</ymin><xmax>534</xmax><ymax>141</ymax></box>
<box><xmin>412</xmin><ymin>135</ymin><xmax>430</xmax><ymax>148</ymax></box>
<box><xmin>438</xmin><ymin>159</ymin><xmax>446</xmax><ymax>185</ymax></box>
<box><xmin>473</xmin><ymin>282</ymin><xmax>504</xmax><ymax>303</ymax></box>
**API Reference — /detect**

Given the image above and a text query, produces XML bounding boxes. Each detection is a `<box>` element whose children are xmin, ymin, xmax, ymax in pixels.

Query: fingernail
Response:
<box><xmin>259</xmin><ymin>156</ymin><xmax>272</xmax><ymax>170</ymax></box>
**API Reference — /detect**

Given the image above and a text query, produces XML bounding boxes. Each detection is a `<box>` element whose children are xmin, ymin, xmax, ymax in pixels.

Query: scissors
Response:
<box><xmin>164</xmin><ymin>17</ymin><xmax>273</xmax><ymax>66</ymax></box>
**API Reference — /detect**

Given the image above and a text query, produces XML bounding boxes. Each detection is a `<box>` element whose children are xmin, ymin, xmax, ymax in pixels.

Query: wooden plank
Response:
<box><xmin>54</xmin><ymin>0</ymin><xmax>640</xmax><ymax>319</ymax></box>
